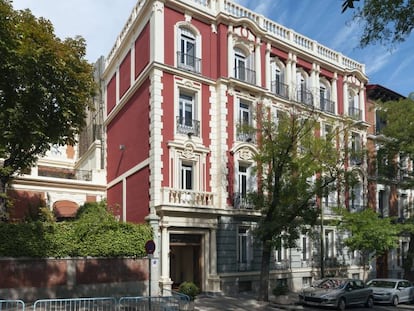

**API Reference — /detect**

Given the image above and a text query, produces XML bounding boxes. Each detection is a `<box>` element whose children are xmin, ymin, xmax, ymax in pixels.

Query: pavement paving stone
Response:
<box><xmin>194</xmin><ymin>292</ymin><xmax>302</xmax><ymax>311</ymax></box>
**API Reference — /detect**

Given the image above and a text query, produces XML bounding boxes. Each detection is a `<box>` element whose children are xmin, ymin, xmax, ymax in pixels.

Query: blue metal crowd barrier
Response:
<box><xmin>33</xmin><ymin>297</ymin><xmax>116</xmax><ymax>311</ymax></box>
<box><xmin>0</xmin><ymin>300</ymin><xmax>25</xmax><ymax>311</ymax></box>
<box><xmin>2</xmin><ymin>294</ymin><xmax>189</xmax><ymax>311</ymax></box>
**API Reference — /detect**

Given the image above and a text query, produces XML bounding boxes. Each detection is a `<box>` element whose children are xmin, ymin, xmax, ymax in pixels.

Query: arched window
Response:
<box><xmin>234</xmin><ymin>46</ymin><xmax>255</xmax><ymax>84</ymax></box>
<box><xmin>320</xmin><ymin>79</ymin><xmax>334</xmax><ymax>113</ymax></box>
<box><xmin>271</xmin><ymin>61</ymin><xmax>288</xmax><ymax>98</ymax></box>
<box><xmin>296</xmin><ymin>70</ymin><xmax>312</xmax><ymax>105</ymax></box>
<box><xmin>177</xmin><ymin>25</ymin><xmax>201</xmax><ymax>73</ymax></box>
<box><xmin>348</xmin><ymin>89</ymin><xmax>360</xmax><ymax>119</ymax></box>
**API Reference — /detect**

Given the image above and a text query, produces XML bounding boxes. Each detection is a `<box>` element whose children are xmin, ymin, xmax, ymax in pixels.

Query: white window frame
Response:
<box><xmin>178</xmin><ymin>92</ymin><xmax>195</xmax><ymax>127</ymax></box>
<box><xmin>176</xmin><ymin>23</ymin><xmax>202</xmax><ymax>72</ymax></box>
<box><xmin>237</xmin><ymin>225</ymin><xmax>253</xmax><ymax>269</ymax></box>
<box><xmin>180</xmin><ymin>161</ymin><xmax>194</xmax><ymax>190</ymax></box>
<box><xmin>174</xmin><ymin>78</ymin><xmax>202</xmax><ymax>139</ymax></box>
<box><xmin>236</xmin><ymin>98</ymin><xmax>254</xmax><ymax>142</ymax></box>
<box><xmin>301</xmin><ymin>234</ymin><xmax>311</xmax><ymax>261</ymax></box>
<box><xmin>324</xmin><ymin>228</ymin><xmax>335</xmax><ymax>258</ymax></box>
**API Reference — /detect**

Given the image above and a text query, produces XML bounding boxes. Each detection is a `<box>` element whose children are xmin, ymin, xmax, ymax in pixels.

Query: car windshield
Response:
<box><xmin>367</xmin><ymin>280</ymin><xmax>396</xmax><ymax>288</ymax></box>
<box><xmin>316</xmin><ymin>279</ymin><xmax>346</xmax><ymax>289</ymax></box>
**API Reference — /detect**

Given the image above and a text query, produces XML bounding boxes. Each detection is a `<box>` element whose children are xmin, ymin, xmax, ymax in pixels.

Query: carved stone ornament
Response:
<box><xmin>238</xmin><ymin>147</ymin><xmax>252</xmax><ymax>160</ymax></box>
<box><xmin>153</xmin><ymin>1</ymin><xmax>164</xmax><ymax>13</ymax></box>
<box><xmin>182</xmin><ymin>144</ymin><xmax>195</xmax><ymax>159</ymax></box>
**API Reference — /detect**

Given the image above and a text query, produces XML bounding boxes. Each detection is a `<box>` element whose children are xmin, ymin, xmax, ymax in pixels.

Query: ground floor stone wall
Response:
<box><xmin>0</xmin><ymin>257</ymin><xmax>148</xmax><ymax>301</ymax></box>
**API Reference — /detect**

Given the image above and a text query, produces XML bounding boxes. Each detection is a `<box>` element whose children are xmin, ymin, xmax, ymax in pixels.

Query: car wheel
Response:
<box><xmin>337</xmin><ymin>298</ymin><xmax>346</xmax><ymax>311</ymax></box>
<box><xmin>365</xmin><ymin>296</ymin><xmax>374</xmax><ymax>308</ymax></box>
<box><xmin>392</xmin><ymin>295</ymin><xmax>399</xmax><ymax>306</ymax></box>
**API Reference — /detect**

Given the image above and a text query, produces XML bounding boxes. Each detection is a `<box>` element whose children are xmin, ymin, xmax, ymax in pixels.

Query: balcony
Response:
<box><xmin>274</xmin><ymin>260</ymin><xmax>290</xmax><ymax>270</ymax></box>
<box><xmin>234</xmin><ymin>66</ymin><xmax>256</xmax><ymax>85</ymax></box>
<box><xmin>320</xmin><ymin>98</ymin><xmax>335</xmax><ymax>114</ymax></box>
<box><xmin>161</xmin><ymin>188</ymin><xmax>214</xmax><ymax>207</ymax></box>
<box><xmin>176</xmin><ymin>117</ymin><xmax>200</xmax><ymax>137</ymax></box>
<box><xmin>233</xmin><ymin>192</ymin><xmax>254</xmax><ymax>209</ymax></box>
<box><xmin>348</xmin><ymin>107</ymin><xmax>362</xmax><ymax>120</ymax></box>
<box><xmin>271</xmin><ymin>80</ymin><xmax>289</xmax><ymax>99</ymax></box>
<box><xmin>176</xmin><ymin>52</ymin><xmax>201</xmax><ymax>74</ymax></box>
<box><xmin>236</xmin><ymin>122</ymin><xmax>256</xmax><ymax>143</ymax></box>
<box><xmin>38</xmin><ymin>166</ymin><xmax>92</xmax><ymax>181</ymax></box>
<box><xmin>296</xmin><ymin>89</ymin><xmax>313</xmax><ymax>106</ymax></box>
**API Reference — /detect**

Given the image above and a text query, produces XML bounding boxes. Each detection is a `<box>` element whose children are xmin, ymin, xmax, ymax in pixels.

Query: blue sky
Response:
<box><xmin>12</xmin><ymin>0</ymin><xmax>414</xmax><ymax>96</ymax></box>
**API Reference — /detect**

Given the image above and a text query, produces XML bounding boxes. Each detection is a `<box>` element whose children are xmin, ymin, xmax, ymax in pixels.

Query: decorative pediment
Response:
<box><xmin>233</xmin><ymin>26</ymin><xmax>256</xmax><ymax>43</ymax></box>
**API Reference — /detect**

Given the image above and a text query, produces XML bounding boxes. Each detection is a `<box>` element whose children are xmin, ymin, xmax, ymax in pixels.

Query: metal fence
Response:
<box><xmin>33</xmin><ymin>297</ymin><xmax>116</xmax><ymax>311</ymax></box>
<box><xmin>0</xmin><ymin>300</ymin><xmax>25</xmax><ymax>311</ymax></box>
<box><xmin>3</xmin><ymin>294</ymin><xmax>191</xmax><ymax>311</ymax></box>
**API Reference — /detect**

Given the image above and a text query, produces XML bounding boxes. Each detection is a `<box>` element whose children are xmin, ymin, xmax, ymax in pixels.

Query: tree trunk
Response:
<box><xmin>403</xmin><ymin>232</ymin><xmax>414</xmax><ymax>280</ymax></box>
<box><xmin>0</xmin><ymin>179</ymin><xmax>7</xmax><ymax>220</ymax></box>
<box><xmin>258</xmin><ymin>241</ymin><xmax>272</xmax><ymax>302</ymax></box>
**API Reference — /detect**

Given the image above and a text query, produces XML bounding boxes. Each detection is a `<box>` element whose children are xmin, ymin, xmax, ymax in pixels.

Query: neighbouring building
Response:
<box><xmin>366</xmin><ymin>84</ymin><xmax>413</xmax><ymax>279</ymax></box>
<box><xmin>103</xmin><ymin>0</ymin><xmax>370</xmax><ymax>294</ymax></box>
<box><xmin>7</xmin><ymin>58</ymin><xmax>107</xmax><ymax>221</ymax></box>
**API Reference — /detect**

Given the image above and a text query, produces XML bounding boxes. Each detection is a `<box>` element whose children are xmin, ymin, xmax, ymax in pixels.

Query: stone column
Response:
<box><xmin>227</xmin><ymin>25</ymin><xmax>234</xmax><ymax>78</ymax></box>
<box><xmin>265</xmin><ymin>42</ymin><xmax>271</xmax><ymax>90</ymax></box>
<box><xmin>255</xmin><ymin>38</ymin><xmax>261</xmax><ymax>86</ymax></box>
<box><xmin>207</xmin><ymin>227</ymin><xmax>221</xmax><ymax>293</ymax></box>
<box><xmin>159</xmin><ymin>225</ymin><xmax>173</xmax><ymax>294</ymax></box>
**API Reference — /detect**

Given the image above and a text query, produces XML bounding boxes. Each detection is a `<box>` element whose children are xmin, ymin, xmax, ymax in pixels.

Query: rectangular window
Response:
<box><xmin>302</xmin><ymin>235</ymin><xmax>310</xmax><ymax>261</ymax></box>
<box><xmin>275</xmin><ymin>237</ymin><xmax>287</xmax><ymax>263</ymax></box>
<box><xmin>239</xmin><ymin>165</ymin><xmax>248</xmax><ymax>198</ymax></box>
<box><xmin>181</xmin><ymin>162</ymin><xmax>193</xmax><ymax>190</ymax></box>
<box><xmin>325</xmin><ymin>229</ymin><xmax>334</xmax><ymax>258</ymax></box>
<box><xmin>237</xmin><ymin>226</ymin><xmax>252</xmax><ymax>271</ymax></box>
<box><xmin>179</xmin><ymin>93</ymin><xmax>194</xmax><ymax>126</ymax></box>
<box><xmin>238</xmin><ymin>226</ymin><xmax>248</xmax><ymax>263</ymax></box>
<box><xmin>177</xmin><ymin>92</ymin><xmax>199</xmax><ymax>136</ymax></box>
<box><xmin>237</xmin><ymin>100</ymin><xmax>254</xmax><ymax>142</ymax></box>
<box><xmin>350</xmin><ymin>132</ymin><xmax>361</xmax><ymax>165</ymax></box>
<box><xmin>234</xmin><ymin>50</ymin><xmax>246</xmax><ymax>81</ymax></box>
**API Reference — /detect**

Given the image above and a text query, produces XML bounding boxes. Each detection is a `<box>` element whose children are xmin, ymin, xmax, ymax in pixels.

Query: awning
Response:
<box><xmin>53</xmin><ymin>200</ymin><xmax>79</xmax><ymax>218</ymax></box>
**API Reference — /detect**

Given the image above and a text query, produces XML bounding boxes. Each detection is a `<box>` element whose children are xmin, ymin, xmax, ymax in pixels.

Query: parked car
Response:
<box><xmin>298</xmin><ymin>278</ymin><xmax>373</xmax><ymax>311</ymax></box>
<box><xmin>366</xmin><ymin>278</ymin><xmax>414</xmax><ymax>306</ymax></box>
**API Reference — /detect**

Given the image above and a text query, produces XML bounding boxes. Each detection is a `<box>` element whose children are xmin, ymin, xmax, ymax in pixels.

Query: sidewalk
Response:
<box><xmin>194</xmin><ymin>292</ymin><xmax>303</xmax><ymax>311</ymax></box>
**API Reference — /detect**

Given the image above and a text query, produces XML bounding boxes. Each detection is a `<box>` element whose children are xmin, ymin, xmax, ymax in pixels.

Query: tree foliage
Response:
<box><xmin>342</xmin><ymin>0</ymin><xmax>414</xmax><ymax>47</ymax></box>
<box><xmin>0</xmin><ymin>1</ymin><xmax>95</xmax><ymax>200</ymax></box>
<box><xmin>251</xmin><ymin>107</ymin><xmax>354</xmax><ymax>301</ymax></box>
<box><xmin>337</xmin><ymin>208</ymin><xmax>400</xmax><ymax>260</ymax></box>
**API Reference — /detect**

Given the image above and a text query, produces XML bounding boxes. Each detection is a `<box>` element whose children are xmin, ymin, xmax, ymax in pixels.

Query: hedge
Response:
<box><xmin>0</xmin><ymin>201</ymin><xmax>153</xmax><ymax>258</ymax></box>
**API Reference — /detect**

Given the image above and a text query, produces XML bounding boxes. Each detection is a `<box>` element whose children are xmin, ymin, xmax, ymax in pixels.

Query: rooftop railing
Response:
<box><xmin>106</xmin><ymin>0</ymin><xmax>365</xmax><ymax>75</ymax></box>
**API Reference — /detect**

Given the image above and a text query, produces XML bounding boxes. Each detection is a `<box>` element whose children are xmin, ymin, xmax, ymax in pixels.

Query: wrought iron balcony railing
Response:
<box><xmin>271</xmin><ymin>80</ymin><xmax>289</xmax><ymax>99</ymax></box>
<box><xmin>296</xmin><ymin>89</ymin><xmax>313</xmax><ymax>106</ymax></box>
<box><xmin>320</xmin><ymin>97</ymin><xmax>335</xmax><ymax>114</ymax></box>
<box><xmin>176</xmin><ymin>52</ymin><xmax>201</xmax><ymax>73</ymax></box>
<box><xmin>234</xmin><ymin>66</ymin><xmax>256</xmax><ymax>84</ymax></box>
<box><xmin>233</xmin><ymin>192</ymin><xmax>254</xmax><ymax>209</ymax></box>
<box><xmin>176</xmin><ymin>117</ymin><xmax>200</xmax><ymax>137</ymax></box>
<box><xmin>348</xmin><ymin>107</ymin><xmax>362</xmax><ymax>120</ymax></box>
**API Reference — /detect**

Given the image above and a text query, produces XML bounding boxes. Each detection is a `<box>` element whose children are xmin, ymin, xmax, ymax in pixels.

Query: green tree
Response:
<box><xmin>336</xmin><ymin>208</ymin><xmax>401</xmax><ymax>279</ymax></box>
<box><xmin>0</xmin><ymin>1</ymin><xmax>95</xmax><ymax>218</ymax></box>
<box><xmin>251</xmin><ymin>107</ymin><xmax>354</xmax><ymax>301</ymax></box>
<box><xmin>342</xmin><ymin>0</ymin><xmax>414</xmax><ymax>47</ymax></box>
<box><xmin>375</xmin><ymin>97</ymin><xmax>414</xmax><ymax>279</ymax></box>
